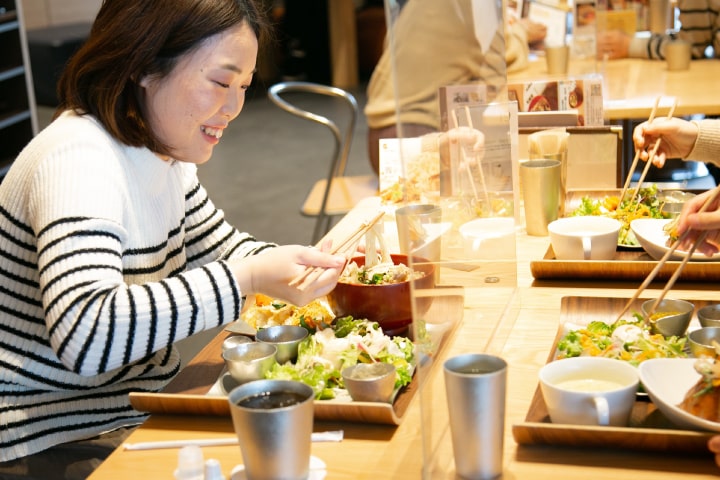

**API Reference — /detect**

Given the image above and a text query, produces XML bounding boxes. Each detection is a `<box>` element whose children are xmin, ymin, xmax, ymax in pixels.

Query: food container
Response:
<box><xmin>342</xmin><ymin>363</ymin><xmax>397</xmax><ymax>403</ymax></box>
<box><xmin>256</xmin><ymin>325</ymin><xmax>308</xmax><ymax>364</ymax></box>
<box><xmin>641</xmin><ymin>298</ymin><xmax>694</xmax><ymax>337</ymax></box>
<box><xmin>658</xmin><ymin>191</ymin><xmax>695</xmax><ymax>217</ymax></box>
<box><xmin>688</xmin><ymin>327</ymin><xmax>720</xmax><ymax>358</ymax></box>
<box><xmin>222</xmin><ymin>342</ymin><xmax>277</xmax><ymax>384</ymax></box>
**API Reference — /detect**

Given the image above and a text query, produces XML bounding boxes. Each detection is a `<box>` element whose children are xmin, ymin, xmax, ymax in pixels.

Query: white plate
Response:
<box><xmin>630</xmin><ymin>218</ymin><xmax>720</xmax><ymax>262</ymax></box>
<box><xmin>638</xmin><ymin>357</ymin><xmax>720</xmax><ymax>432</ymax></box>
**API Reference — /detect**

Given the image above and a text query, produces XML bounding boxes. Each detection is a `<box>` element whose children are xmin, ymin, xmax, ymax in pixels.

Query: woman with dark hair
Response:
<box><xmin>0</xmin><ymin>0</ymin><xmax>345</xmax><ymax>477</ymax></box>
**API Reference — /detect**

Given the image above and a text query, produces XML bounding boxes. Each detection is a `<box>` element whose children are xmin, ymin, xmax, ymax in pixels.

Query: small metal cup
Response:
<box><xmin>256</xmin><ymin>325</ymin><xmax>308</xmax><ymax>364</ymax></box>
<box><xmin>222</xmin><ymin>342</ymin><xmax>277</xmax><ymax>384</ymax></box>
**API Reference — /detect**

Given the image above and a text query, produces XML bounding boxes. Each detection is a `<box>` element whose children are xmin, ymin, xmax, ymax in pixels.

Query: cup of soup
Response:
<box><xmin>539</xmin><ymin>356</ymin><xmax>639</xmax><ymax>426</ymax></box>
<box><xmin>548</xmin><ymin>216</ymin><xmax>621</xmax><ymax>260</ymax></box>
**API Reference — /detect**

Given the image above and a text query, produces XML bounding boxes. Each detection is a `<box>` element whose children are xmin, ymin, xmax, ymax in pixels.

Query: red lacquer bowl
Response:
<box><xmin>327</xmin><ymin>254</ymin><xmax>435</xmax><ymax>336</ymax></box>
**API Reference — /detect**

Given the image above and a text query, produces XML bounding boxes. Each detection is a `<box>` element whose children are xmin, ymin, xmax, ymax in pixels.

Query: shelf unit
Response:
<box><xmin>0</xmin><ymin>0</ymin><xmax>38</xmax><ymax>181</ymax></box>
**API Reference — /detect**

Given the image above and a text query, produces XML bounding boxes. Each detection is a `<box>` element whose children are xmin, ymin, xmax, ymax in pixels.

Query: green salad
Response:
<box><xmin>556</xmin><ymin>313</ymin><xmax>687</xmax><ymax>367</ymax></box>
<box><xmin>571</xmin><ymin>185</ymin><xmax>670</xmax><ymax>246</ymax></box>
<box><xmin>265</xmin><ymin>316</ymin><xmax>414</xmax><ymax>399</ymax></box>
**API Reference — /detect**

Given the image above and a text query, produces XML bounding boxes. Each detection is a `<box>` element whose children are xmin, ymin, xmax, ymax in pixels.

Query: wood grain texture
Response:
<box><xmin>511</xmin><ymin>296</ymin><xmax>717</xmax><ymax>452</ymax></box>
<box><xmin>130</xmin><ymin>294</ymin><xmax>464</xmax><ymax>425</ymax></box>
<box><xmin>531</xmin><ymin>189</ymin><xmax>720</xmax><ymax>281</ymax></box>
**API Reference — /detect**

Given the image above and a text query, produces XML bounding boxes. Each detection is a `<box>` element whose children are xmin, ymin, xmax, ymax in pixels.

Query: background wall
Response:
<box><xmin>21</xmin><ymin>0</ymin><xmax>101</xmax><ymax>29</ymax></box>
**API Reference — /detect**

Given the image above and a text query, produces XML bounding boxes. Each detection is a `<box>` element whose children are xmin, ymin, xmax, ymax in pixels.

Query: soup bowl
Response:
<box><xmin>327</xmin><ymin>254</ymin><xmax>435</xmax><ymax>336</ymax></box>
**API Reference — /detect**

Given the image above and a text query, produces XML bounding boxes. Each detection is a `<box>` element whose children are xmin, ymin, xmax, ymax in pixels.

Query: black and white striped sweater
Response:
<box><xmin>0</xmin><ymin>111</ymin><xmax>272</xmax><ymax>461</ymax></box>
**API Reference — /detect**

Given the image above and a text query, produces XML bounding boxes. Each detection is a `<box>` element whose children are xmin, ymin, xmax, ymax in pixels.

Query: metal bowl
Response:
<box><xmin>641</xmin><ymin>298</ymin><xmax>694</xmax><ymax>337</ymax></box>
<box><xmin>688</xmin><ymin>327</ymin><xmax>720</xmax><ymax>358</ymax></box>
<box><xmin>222</xmin><ymin>341</ymin><xmax>277</xmax><ymax>384</ymax></box>
<box><xmin>222</xmin><ymin>334</ymin><xmax>253</xmax><ymax>354</ymax></box>
<box><xmin>698</xmin><ymin>304</ymin><xmax>720</xmax><ymax>328</ymax></box>
<box><xmin>341</xmin><ymin>363</ymin><xmax>397</xmax><ymax>403</ymax></box>
<box><xmin>658</xmin><ymin>190</ymin><xmax>696</xmax><ymax>217</ymax></box>
<box><xmin>256</xmin><ymin>325</ymin><xmax>308</xmax><ymax>364</ymax></box>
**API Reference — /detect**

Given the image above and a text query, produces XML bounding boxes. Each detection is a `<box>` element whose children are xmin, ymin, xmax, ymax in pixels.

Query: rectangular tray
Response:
<box><xmin>130</xmin><ymin>293</ymin><xmax>464</xmax><ymax>425</ymax></box>
<box><xmin>531</xmin><ymin>189</ymin><xmax>720</xmax><ymax>281</ymax></box>
<box><xmin>511</xmin><ymin>296</ymin><xmax>716</xmax><ymax>453</ymax></box>
<box><xmin>530</xmin><ymin>246</ymin><xmax>720</xmax><ymax>281</ymax></box>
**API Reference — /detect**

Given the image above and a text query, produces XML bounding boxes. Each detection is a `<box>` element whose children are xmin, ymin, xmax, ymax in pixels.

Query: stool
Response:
<box><xmin>27</xmin><ymin>23</ymin><xmax>91</xmax><ymax>106</ymax></box>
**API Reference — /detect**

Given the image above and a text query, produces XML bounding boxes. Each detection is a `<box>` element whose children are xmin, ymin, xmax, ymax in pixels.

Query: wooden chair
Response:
<box><xmin>267</xmin><ymin>81</ymin><xmax>378</xmax><ymax>244</ymax></box>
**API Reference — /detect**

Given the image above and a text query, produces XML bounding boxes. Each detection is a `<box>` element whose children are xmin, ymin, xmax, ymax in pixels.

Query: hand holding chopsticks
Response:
<box><xmin>616</xmin><ymin>187</ymin><xmax>720</xmax><ymax>323</ymax></box>
<box><xmin>288</xmin><ymin>211</ymin><xmax>384</xmax><ymax>291</ymax></box>
<box><xmin>619</xmin><ymin>97</ymin><xmax>678</xmax><ymax>210</ymax></box>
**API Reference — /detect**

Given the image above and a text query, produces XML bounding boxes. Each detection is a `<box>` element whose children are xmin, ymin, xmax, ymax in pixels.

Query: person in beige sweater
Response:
<box><xmin>364</xmin><ymin>0</ymin><xmax>542</xmax><ymax>176</ymax></box>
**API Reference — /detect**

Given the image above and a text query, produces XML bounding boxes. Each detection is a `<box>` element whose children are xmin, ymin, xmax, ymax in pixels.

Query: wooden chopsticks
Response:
<box><xmin>629</xmin><ymin>98</ymin><xmax>678</xmax><ymax>210</ymax></box>
<box><xmin>615</xmin><ymin>187</ymin><xmax>720</xmax><ymax>323</ymax></box>
<box><xmin>288</xmin><ymin>210</ymin><xmax>384</xmax><ymax>291</ymax></box>
<box><xmin>618</xmin><ymin>96</ymin><xmax>660</xmax><ymax>205</ymax></box>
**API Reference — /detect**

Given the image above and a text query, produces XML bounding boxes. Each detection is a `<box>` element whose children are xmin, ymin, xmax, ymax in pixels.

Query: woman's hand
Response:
<box><xmin>596</xmin><ymin>30</ymin><xmax>630</xmax><ymax>59</ymax></box>
<box><xmin>632</xmin><ymin>117</ymin><xmax>699</xmax><ymax>168</ymax></box>
<box><xmin>519</xmin><ymin>18</ymin><xmax>547</xmax><ymax>45</ymax></box>
<box><xmin>709</xmin><ymin>435</ymin><xmax>720</xmax><ymax>468</ymax></box>
<box><xmin>676</xmin><ymin>186</ymin><xmax>720</xmax><ymax>256</ymax></box>
<box><xmin>232</xmin><ymin>244</ymin><xmax>346</xmax><ymax>306</ymax></box>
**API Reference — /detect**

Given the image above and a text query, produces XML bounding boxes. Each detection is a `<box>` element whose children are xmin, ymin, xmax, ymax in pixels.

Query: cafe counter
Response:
<box><xmin>88</xmin><ymin>197</ymin><xmax>720</xmax><ymax>479</ymax></box>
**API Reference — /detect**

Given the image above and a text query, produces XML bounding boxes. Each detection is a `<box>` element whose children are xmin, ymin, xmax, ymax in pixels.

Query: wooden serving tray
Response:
<box><xmin>511</xmin><ymin>296</ymin><xmax>716</xmax><ymax>452</ymax></box>
<box><xmin>530</xmin><ymin>188</ymin><xmax>720</xmax><ymax>281</ymax></box>
<box><xmin>130</xmin><ymin>293</ymin><xmax>464</xmax><ymax>425</ymax></box>
<box><xmin>530</xmin><ymin>245</ymin><xmax>720</xmax><ymax>281</ymax></box>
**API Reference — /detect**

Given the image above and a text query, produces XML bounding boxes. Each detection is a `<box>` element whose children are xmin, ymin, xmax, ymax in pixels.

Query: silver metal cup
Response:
<box><xmin>520</xmin><ymin>159</ymin><xmax>561</xmax><ymax>236</ymax></box>
<box><xmin>227</xmin><ymin>379</ymin><xmax>314</xmax><ymax>480</ymax></box>
<box><xmin>395</xmin><ymin>203</ymin><xmax>442</xmax><ymax>262</ymax></box>
<box><xmin>444</xmin><ymin>353</ymin><xmax>507</xmax><ymax>480</ymax></box>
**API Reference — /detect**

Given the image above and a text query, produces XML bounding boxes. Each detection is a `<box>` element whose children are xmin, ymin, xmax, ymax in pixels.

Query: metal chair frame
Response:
<box><xmin>268</xmin><ymin>81</ymin><xmax>373</xmax><ymax>244</ymax></box>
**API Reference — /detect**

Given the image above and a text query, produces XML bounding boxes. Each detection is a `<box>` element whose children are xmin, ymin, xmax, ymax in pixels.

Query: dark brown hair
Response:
<box><xmin>56</xmin><ymin>0</ymin><xmax>271</xmax><ymax>156</ymax></box>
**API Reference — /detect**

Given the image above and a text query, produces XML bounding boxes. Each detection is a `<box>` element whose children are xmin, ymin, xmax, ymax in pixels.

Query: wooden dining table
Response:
<box><xmin>508</xmin><ymin>57</ymin><xmax>720</xmax><ymax>121</ymax></box>
<box><xmin>509</xmin><ymin>56</ymin><xmax>720</xmax><ymax>188</ymax></box>
<box><xmin>87</xmin><ymin>196</ymin><xmax>720</xmax><ymax>480</ymax></box>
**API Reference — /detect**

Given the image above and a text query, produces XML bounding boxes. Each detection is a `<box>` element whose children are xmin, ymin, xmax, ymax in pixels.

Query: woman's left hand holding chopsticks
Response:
<box><xmin>675</xmin><ymin>185</ymin><xmax>720</xmax><ymax>257</ymax></box>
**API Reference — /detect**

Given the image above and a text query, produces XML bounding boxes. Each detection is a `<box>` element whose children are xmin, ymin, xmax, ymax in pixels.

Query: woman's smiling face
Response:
<box><xmin>140</xmin><ymin>21</ymin><xmax>258</xmax><ymax>164</ymax></box>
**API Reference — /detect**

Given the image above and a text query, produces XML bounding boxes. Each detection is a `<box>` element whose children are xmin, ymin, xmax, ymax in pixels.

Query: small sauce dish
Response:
<box><xmin>342</xmin><ymin>363</ymin><xmax>397</xmax><ymax>403</ymax></box>
<box><xmin>222</xmin><ymin>342</ymin><xmax>277</xmax><ymax>384</ymax></box>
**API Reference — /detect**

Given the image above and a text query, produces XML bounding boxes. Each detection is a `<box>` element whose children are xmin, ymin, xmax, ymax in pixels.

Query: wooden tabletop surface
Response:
<box><xmin>88</xmin><ymin>197</ymin><xmax>720</xmax><ymax>479</ymax></box>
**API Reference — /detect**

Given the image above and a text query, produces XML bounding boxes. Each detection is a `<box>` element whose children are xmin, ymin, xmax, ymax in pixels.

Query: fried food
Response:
<box><xmin>664</xmin><ymin>216</ymin><xmax>680</xmax><ymax>246</ymax></box>
<box><xmin>679</xmin><ymin>341</ymin><xmax>720</xmax><ymax>422</ymax></box>
<box><xmin>241</xmin><ymin>294</ymin><xmax>334</xmax><ymax>330</ymax></box>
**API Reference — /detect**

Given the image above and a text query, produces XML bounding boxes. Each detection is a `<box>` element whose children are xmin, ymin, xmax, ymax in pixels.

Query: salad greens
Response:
<box><xmin>265</xmin><ymin>316</ymin><xmax>414</xmax><ymax>400</ymax></box>
<box><xmin>571</xmin><ymin>185</ymin><xmax>670</xmax><ymax>246</ymax></box>
<box><xmin>556</xmin><ymin>313</ymin><xmax>687</xmax><ymax>367</ymax></box>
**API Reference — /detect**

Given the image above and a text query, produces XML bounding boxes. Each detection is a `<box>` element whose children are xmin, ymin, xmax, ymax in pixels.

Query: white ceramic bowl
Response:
<box><xmin>631</xmin><ymin>218</ymin><xmax>720</xmax><ymax>262</ymax></box>
<box><xmin>638</xmin><ymin>358</ymin><xmax>720</xmax><ymax>432</ymax></box>
<box><xmin>539</xmin><ymin>356</ymin><xmax>639</xmax><ymax>426</ymax></box>
<box><xmin>548</xmin><ymin>216</ymin><xmax>621</xmax><ymax>260</ymax></box>
<box><xmin>458</xmin><ymin>217</ymin><xmax>516</xmax><ymax>259</ymax></box>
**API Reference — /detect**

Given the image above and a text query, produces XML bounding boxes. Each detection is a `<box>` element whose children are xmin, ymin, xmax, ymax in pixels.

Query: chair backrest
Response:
<box><xmin>267</xmin><ymin>81</ymin><xmax>358</xmax><ymax>180</ymax></box>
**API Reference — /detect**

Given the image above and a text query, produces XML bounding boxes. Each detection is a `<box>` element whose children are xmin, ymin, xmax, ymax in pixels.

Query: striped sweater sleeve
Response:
<box><xmin>629</xmin><ymin>0</ymin><xmax>720</xmax><ymax>59</ymax></box>
<box><xmin>21</xmin><ymin>138</ymin><xmax>267</xmax><ymax>377</ymax></box>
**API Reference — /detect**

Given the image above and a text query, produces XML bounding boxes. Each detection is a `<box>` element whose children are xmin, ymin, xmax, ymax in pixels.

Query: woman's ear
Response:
<box><xmin>137</xmin><ymin>74</ymin><xmax>151</xmax><ymax>88</ymax></box>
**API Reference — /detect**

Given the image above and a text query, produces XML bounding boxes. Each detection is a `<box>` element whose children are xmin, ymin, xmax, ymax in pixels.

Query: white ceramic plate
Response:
<box><xmin>630</xmin><ymin>218</ymin><xmax>720</xmax><ymax>262</ymax></box>
<box><xmin>638</xmin><ymin>357</ymin><xmax>720</xmax><ymax>432</ymax></box>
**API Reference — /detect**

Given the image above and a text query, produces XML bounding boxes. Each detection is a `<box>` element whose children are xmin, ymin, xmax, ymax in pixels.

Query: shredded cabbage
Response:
<box><xmin>265</xmin><ymin>316</ymin><xmax>415</xmax><ymax>400</ymax></box>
